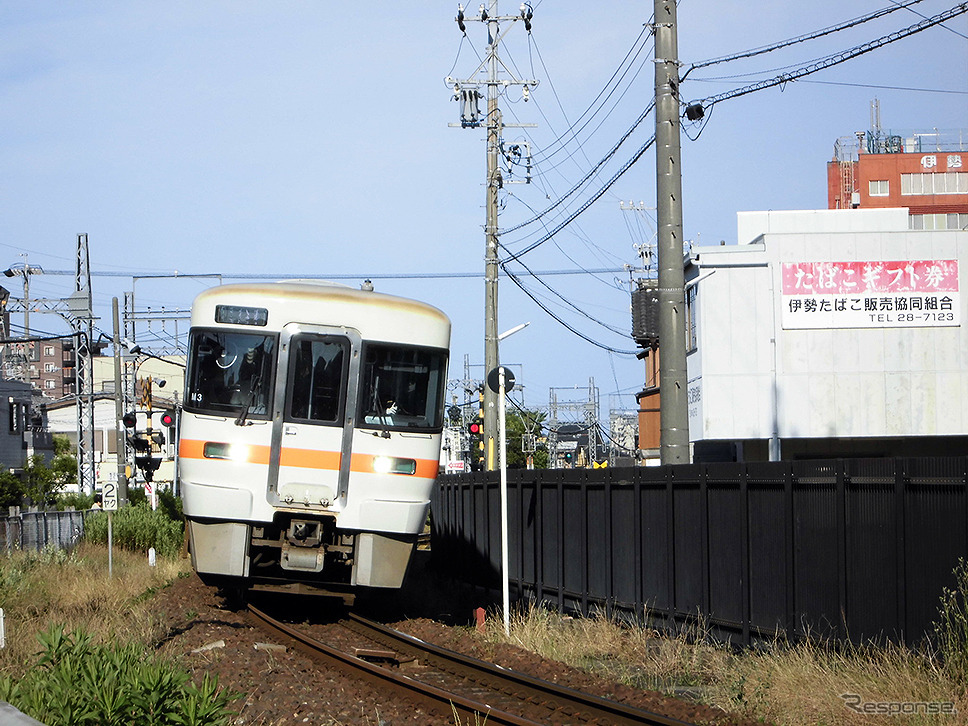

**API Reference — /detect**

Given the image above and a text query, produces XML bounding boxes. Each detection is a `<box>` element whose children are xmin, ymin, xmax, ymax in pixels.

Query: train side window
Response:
<box><xmin>288</xmin><ymin>336</ymin><xmax>347</xmax><ymax>424</ymax></box>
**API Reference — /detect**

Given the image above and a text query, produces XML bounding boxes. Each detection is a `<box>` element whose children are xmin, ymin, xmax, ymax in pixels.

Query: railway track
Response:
<box><xmin>247</xmin><ymin>603</ymin><xmax>697</xmax><ymax>725</ymax></box>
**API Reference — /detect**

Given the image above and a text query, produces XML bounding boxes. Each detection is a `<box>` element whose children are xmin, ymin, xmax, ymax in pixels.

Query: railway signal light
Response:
<box><xmin>122</xmin><ymin>411</ymin><xmax>137</xmax><ymax>428</ymax></box>
<box><xmin>128</xmin><ymin>433</ymin><xmax>151</xmax><ymax>453</ymax></box>
<box><xmin>159</xmin><ymin>410</ymin><xmax>175</xmax><ymax>427</ymax></box>
<box><xmin>133</xmin><ymin>453</ymin><xmax>161</xmax><ymax>482</ymax></box>
<box><xmin>467</xmin><ymin>421</ymin><xmax>482</xmax><ymax>436</ymax></box>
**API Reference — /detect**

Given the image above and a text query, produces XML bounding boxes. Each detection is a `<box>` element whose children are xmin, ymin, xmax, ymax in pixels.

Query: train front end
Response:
<box><xmin>178</xmin><ymin>281</ymin><xmax>450</xmax><ymax>597</ymax></box>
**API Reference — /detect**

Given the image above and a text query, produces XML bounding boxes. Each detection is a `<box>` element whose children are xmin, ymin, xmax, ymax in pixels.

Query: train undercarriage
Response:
<box><xmin>187</xmin><ymin>511</ymin><xmax>418</xmax><ymax>603</ymax></box>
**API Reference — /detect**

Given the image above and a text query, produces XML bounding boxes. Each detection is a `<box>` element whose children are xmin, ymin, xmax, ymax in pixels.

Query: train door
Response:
<box><xmin>268</xmin><ymin>325</ymin><xmax>361</xmax><ymax>511</ymax></box>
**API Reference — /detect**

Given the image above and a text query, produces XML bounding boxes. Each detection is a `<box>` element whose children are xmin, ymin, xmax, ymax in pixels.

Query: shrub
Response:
<box><xmin>157</xmin><ymin>487</ymin><xmax>184</xmax><ymax>523</ymax></box>
<box><xmin>128</xmin><ymin>486</ymin><xmax>148</xmax><ymax>507</ymax></box>
<box><xmin>85</xmin><ymin>502</ymin><xmax>184</xmax><ymax>558</ymax></box>
<box><xmin>0</xmin><ymin>625</ymin><xmax>237</xmax><ymax>726</ymax></box>
<box><xmin>935</xmin><ymin>557</ymin><xmax>968</xmax><ymax>683</ymax></box>
<box><xmin>57</xmin><ymin>491</ymin><xmax>96</xmax><ymax>511</ymax></box>
<box><xmin>126</xmin><ymin>486</ymin><xmax>183</xmax><ymax>521</ymax></box>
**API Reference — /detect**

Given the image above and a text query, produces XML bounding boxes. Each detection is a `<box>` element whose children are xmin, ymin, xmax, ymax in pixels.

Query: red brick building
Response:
<box><xmin>827</xmin><ymin>129</ymin><xmax>968</xmax><ymax>229</ymax></box>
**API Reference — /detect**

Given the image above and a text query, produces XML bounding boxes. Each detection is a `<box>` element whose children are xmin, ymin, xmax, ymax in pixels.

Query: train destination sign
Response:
<box><xmin>780</xmin><ymin>260</ymin><xmax>960</xmax><ymax>330</ymax></box>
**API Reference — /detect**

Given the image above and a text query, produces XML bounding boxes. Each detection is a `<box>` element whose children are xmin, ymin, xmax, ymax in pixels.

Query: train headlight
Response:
<box><xmin>203</xmin><ymin>442</ymin><xmax>250</xmax><ymax>463</ymax></box>
<box><xmin>372</xmin><ymin>456</ymin><xmax>417</xmax><ymax>475</ymax></box>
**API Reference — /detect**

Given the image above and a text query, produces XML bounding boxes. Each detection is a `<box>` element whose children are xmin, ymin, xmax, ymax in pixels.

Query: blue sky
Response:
<box><xmin>1</xmin><ymin>1</ymin><xmax>965</xmax><ymax>418</ymax></box>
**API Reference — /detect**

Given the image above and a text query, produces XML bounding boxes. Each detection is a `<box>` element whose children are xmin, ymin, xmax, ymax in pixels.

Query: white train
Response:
<box><xmin>178</xmin><ymin>281</ymin><xmax>450</xmax><ymax>599</ymax></box>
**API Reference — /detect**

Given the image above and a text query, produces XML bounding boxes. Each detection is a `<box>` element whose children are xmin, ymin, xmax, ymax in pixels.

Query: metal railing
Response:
<box><xmin>0</xmin><ymin>507</ymin><xmax>87</xmax><ymax>553</ymax></box>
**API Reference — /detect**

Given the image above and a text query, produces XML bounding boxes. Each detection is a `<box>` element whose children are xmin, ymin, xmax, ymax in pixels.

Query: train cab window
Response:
<box><xmin>359</xmin><ymin>344</ymin><xmax>447</xmax><ymax>431</ymax></box>
<box><xmin>186</xmin><ymin>330</ymin><xmax>276</xmax><ymax>419</ymax></box>
<box><xmin>287</xmin><ymin>336</ymin><xmax>347</xmax><ymax>424</ymax></box>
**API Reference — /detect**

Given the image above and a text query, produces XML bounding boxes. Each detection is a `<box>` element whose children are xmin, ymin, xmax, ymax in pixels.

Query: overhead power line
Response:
<box><xmin>696</xmin><ymin>2</ymin><xmax>968</xmax><ymax>109</ymax></box>
<box><xmin>501</xmin><ymin>134</ymin><xmax>657</xmax><ymax>262</ymax></box>
<box><xmin>501</xmin><ymin>267</ymin><xmax>638</xmax><ymax>355</ymax></box>
<box><xmin>797</xmin><ymin>79</ymin><xmax>968</xmax><ymax>95</ymax></box>
<box><xmin>35</xmin><ymin>268</ymin><xmax>624</xmax><ymax>281</ymax></box>
<box><xmin>503</xmin><ymin>256</ymin><xmax>630</xmax><ymax>337</ymax></box>
<box><xmin>500</xmin><ymin>102</ymin><xmax>656</xmax><ymax>238</ymax></box>
<box><xmin>682</xmin><ymin>0</ymin><xmax>929</xmax><ymax>76</ymax></box>
<box><xmin>528</xmin><ymin>24</ymin><xmax>654</xmax><ymax>166</ymax></box>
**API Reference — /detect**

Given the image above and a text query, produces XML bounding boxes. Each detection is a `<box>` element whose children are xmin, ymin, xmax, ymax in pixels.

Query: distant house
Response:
<box><xmin>0</xmin><ymin>377</ymin><xmax>54</xmax><ymax>471</ymax></box>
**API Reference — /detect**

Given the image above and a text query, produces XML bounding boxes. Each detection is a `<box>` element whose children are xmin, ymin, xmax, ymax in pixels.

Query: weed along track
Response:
<box><xmin>246</xmin><ymin>603</ymin><xmax>698</xmax><ymax>725</ymax></box>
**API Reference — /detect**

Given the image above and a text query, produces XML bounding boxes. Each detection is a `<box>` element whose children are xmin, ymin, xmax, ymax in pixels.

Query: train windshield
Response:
<box><xmin>185</xmin><ymin>330</ymin><xmax>276</xmax><ymax>419</ymax></box>
<box><xmin>287</xmin><ymin>335</ymin><xmax>348</xmax><ymax>424</ymax></box>
<box><xmin>360</xmin><ymin>344</ymin><xmax>447</xmax><ymax>431</ymax></box>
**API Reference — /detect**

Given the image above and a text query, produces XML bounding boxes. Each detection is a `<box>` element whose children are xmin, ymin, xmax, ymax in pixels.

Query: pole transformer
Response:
<box><xmin>653</xmin><ymin>0</ymin><xmax>690</xmax><ymax>464</ymax></box>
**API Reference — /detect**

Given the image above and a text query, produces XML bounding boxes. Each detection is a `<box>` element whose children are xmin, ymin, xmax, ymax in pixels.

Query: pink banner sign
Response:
<box><xmin>780</xmin><ymin>260</ymin><xmax>960</xmax><ymax>330</ymax></box>
<box><xmin>781</xmin><ymin>260</ymin><xmax>958</xmax><ymax>295</ymax></box>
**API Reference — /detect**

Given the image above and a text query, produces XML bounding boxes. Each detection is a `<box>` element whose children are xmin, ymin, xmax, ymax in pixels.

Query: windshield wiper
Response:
<box><xmin>235</xmin><ymin>375</ymin><xmax>262</xmax><ymax>426</ymax></box>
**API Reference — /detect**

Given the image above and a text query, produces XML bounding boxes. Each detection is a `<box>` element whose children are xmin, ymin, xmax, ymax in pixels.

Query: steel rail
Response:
<box><xmin>247</xmin><ymin>603</ymin><xmax>543</xmax><ymax>726</ymax></box>
<box><xmin>345</xmin><ymin>612</ymin><xmax>696</xmax><ymax>726</ymax></box>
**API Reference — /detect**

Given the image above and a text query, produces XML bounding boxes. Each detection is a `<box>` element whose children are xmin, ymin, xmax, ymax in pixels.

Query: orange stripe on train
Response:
<box><xmin>179</xmin><ymin>439</ymin><xmax>436</xmax><ymax>477</ymax></box>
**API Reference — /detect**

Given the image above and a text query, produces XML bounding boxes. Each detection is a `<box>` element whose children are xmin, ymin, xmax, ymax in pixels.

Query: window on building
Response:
<box><xmin>44</xmin><ymin>380</ymin><xmax>56</xmax><ymax>390</ymax></box>
<box><xmin>901</xmin><ymin>172</ymin><xmax>968</xmax><ymax>195</ymax></box>
<box><xmin>910</xmin><ymin>213</ymin><xmax>968</xmax><ymax>231</ymax></box>
<box><xmin>869</xmin><ymin>180</ymin><xmax>889</xmax><ymax>196</ymax></box>
<box><xmin>685</xmin><ymin>285</ymin><xmax>698</xmax><ymax>353</ymax></box>
<box><xmin>9</xmin><ymin>403</ymin><xmax>21</xmax><ymax>433</ymax></box>
<box><xmin>44</xmin><ymin>362</ymin><xmax>56</xmax><ymax>373</ymax></box>
<box><xmin>43</xmin><ymin>345</ymin><xmax>54</xmax><ymax>357</ymax></box>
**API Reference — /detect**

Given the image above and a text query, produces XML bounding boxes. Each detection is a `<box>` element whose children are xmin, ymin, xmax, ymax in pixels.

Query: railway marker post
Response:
<box><xmin>488</xmin><ymin>363</ymin><xmax>516</xmax><ymax>636</ymax></box>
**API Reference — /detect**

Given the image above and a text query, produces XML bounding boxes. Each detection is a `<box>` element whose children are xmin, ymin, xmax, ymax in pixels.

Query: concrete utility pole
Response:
<box><xmin>483</xmin><ymin>2</ymin><xmax>501</xmax><ymax>471</ymax></box>
<box><xmin>653</xmin><ymin>0</ymin><xmax>690</xmax><ymax>464</ymax></box>
<box><xmin>449</xmin><ymin>0</ymin><xmax>537</xmax><ymax>470</ymax></box>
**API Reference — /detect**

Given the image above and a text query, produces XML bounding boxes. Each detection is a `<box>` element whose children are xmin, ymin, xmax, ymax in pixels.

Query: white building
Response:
<box><xmin>686</xmin><ymin>208</ymin><xmax>967</xmax><ymax>462</ymax></box>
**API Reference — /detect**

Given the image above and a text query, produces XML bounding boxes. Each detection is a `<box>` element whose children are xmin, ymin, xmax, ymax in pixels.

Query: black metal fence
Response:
<box><xmin>431</xmin><ymin>458</ymin><xmax>968</xmax><ymax>647</ymax></box>
<box><xmin>0</xmin><ymin>507</ymin><xmax>87</xmax><ymax>553</ymax></box>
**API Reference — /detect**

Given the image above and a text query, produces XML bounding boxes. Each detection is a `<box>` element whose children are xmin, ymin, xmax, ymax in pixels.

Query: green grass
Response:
<box><xmin>0</xmin><ymin>544</ymin><xmax>236</xmax><ymax>725</ymax></box>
